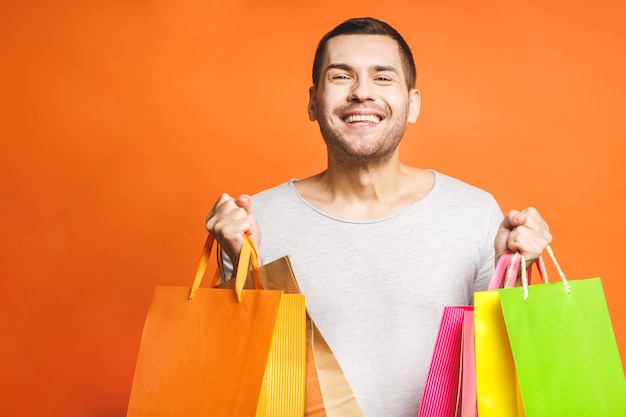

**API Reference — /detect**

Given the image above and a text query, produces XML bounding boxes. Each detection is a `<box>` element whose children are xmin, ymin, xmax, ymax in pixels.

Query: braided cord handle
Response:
<box><xmin>520</xmin><ymin>244</ymin><xmax>570</xmax><ymax>300</ymax></box>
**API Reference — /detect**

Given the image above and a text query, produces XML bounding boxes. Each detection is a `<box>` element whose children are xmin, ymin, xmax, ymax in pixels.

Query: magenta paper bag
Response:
<box><xmin>418</xmin><ymin>306</ymin><xmax>473</xmax><ymax>417</ymax></box>
<box><xmin>419</xmin><ymin>253</ymin><xmax>516</xmax><ymax>417</ymax></box>
<box><xmin>460</xmin><ymin>310</ymin><xmax>477</xmax><ymax>417</ymax></box>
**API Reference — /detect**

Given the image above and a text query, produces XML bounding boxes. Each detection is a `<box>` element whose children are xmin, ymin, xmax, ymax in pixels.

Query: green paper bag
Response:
<box><xmin>499</xmin><ymin>277</ymin><xmax>626</xmax><ymax>417</ymax></box>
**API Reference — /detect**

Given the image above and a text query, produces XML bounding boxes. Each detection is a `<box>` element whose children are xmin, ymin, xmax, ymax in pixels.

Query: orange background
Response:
<box><xmin>1</xmin><ymin>1</ymin><xmax>624</xmax><ymax>415</ymax></box>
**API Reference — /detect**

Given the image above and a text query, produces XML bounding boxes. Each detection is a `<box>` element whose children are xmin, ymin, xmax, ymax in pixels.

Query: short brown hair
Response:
<box><xmin>312</xmin><ymin>17</ymin><xmax>417</xmax><ymax>90</ymax></box>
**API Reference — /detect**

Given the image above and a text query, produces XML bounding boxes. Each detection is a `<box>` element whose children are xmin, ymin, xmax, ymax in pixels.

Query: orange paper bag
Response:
<box><xmin>126</xmin><ymin>235</ymin><xmax>306</xmax><ymax>417</ymax></box>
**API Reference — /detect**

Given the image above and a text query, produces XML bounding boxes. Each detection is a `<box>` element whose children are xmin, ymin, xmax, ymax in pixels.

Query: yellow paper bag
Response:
<box><xmin>474</xmin><ymin>253</ymin><xmax>525</xmax><ymax>417</ymax></box>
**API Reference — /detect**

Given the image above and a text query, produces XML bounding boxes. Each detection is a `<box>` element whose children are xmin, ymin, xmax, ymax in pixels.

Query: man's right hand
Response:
<box><xmin>205</xmin><ymin>193</ymin><xmax>261</xmax><ymax>274</ymax></box>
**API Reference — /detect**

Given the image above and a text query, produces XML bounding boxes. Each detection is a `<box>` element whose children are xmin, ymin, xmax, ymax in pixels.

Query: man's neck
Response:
<box><xmin>294</xmin><ymin>160</ymin><xmax>434</xmax><ymax>220</ymax></box>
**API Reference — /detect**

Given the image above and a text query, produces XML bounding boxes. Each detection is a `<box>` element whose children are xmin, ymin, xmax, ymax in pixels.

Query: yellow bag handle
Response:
<box><xmin>188</xmin><ymin>234</ymin><xmax>262</xmax><ymax>302</ymax></box>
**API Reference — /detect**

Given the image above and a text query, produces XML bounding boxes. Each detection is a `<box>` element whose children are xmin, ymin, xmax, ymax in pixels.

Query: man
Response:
<box><xmin>206</xmin><ymin>17</ymin><xmax>551</xmax><ymax>417</ymax></box>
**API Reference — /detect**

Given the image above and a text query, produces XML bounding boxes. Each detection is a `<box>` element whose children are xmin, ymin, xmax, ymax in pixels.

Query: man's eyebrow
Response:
<box><xmin>373</xmin><ymin>65</ymin><xmax>399</xmax><ymax>74</ymax></box>
<box><xmin>326</xmin><ymin>63</ymin><xmax>399</xmax><ymax>74</ymax></box>
<box><xmin>326</xmin><ymin>63</ymin><xmax>353</xmax><ymax>72</ymax></box>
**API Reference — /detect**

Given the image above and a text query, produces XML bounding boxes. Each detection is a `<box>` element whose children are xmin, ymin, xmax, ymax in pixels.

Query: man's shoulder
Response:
<box><xmin>250</xmin><ymin>180</ymin><xmax>297</xmax><ymax>206</ymax></box>
<box><xmin>431</xmin><ymin>171</ymin><xmax>498</xmax><ymax>206</ymax></box>
<box><xmin>434</xmin><ymin>171</ymin><xmax>492</xmax><ymax>194</ymax></box>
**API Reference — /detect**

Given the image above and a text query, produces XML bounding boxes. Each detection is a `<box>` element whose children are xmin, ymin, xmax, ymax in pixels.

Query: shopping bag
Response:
<box><xmin>418</xmin><ymin>305</ymin><xmax>474</xmax><ymax>417</ymax></box>
<box><xmin>474</xmin><ymin>252</ymin><xmax>528</xmax><ymax>417</ymax></box>
<box><xmin>305</xmin><ymin>316</ymin><xmax>364</xmax><ymax>417</ymax></box>
<box><xmin>460</xmin><ymin>310</ymin><xmax>476</xmax><ymax>417</ymax></box>
<box><xmin>216</xmin><ymin>250</ymin><xmax>363</xmax><ymax>416</ymax></box>
<box><xmin>126</xmin><ymin>235</ymin><xmax>306</xmax><ymax>417</ymax></box>
<box><xmin>499</xmin><ymin>246</ymin><xmax>626</xmax><ymax>417</ymax></box>
<box><xmin>419</xmin><ymin>252</ymin><xmax>518</xmax><ymax>417</ymax></box>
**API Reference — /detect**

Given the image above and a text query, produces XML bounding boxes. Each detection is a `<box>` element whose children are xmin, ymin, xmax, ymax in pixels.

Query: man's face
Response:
<box><xmin>308</xmin><ymin>34</ymin><xmax>420</xmax><ymax>167</ymax></box>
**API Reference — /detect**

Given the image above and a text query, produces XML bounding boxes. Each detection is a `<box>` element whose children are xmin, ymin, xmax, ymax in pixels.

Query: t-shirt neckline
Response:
<box><xmin>287</xmin><ymin>170</ymin><xmax>439</xmax><ymax>224</ymax></box>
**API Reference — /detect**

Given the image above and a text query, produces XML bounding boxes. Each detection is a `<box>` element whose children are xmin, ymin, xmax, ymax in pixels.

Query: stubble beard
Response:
<box><xmin>318</xmin><ymin>115</ymin><xmax>408</xmax><ymax>170</ymax></box>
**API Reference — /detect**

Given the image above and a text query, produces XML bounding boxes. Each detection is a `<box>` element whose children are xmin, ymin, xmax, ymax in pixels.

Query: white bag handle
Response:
<box><xmin>520</xmin><ymin>244</ymin><xmax>571</xmax><ymax>300</ymax></box>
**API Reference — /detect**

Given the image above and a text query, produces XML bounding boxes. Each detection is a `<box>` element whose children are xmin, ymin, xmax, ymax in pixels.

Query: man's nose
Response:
<box><xmin>349</xmin><ymin>78</ymin><xmax>375</xmax><ymax>102</ymax></box>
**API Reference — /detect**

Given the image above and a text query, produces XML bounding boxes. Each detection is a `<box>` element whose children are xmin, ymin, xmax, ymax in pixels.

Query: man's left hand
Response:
<box><xmin>494</xmin><ymin>206</ymin><xmax>552</xmax><ymax>267</ymax></box>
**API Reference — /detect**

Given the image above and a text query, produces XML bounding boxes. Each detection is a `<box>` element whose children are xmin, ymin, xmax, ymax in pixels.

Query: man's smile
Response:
<box><xmin>343</xmin><ymin>114</ymin><xmax>382</xmax><ymax>124</ymax></box>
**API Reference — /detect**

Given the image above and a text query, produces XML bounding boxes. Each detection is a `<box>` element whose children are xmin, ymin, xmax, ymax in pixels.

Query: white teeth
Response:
<box><xmin>344</xmin><ymin>114</ymin><xmax>381</xmax><ymax>124</ymax></box>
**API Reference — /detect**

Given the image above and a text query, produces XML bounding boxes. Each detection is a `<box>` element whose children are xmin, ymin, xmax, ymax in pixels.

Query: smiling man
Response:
<box><xmin>300</xmin><ymin>32</ymin><xmax>426</xmax><ymax>221</ymax></box>
<box><xmin>310</xmin><ymin>34</ymin><xmax>419</xmax><ymax>165</ymax></box>
<box><xmin>206</xmin><ymin>17</ymin><xmax>551</xmax><ymax>417</ymax></box>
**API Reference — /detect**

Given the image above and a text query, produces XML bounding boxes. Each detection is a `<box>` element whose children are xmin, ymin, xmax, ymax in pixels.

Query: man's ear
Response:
<box><xmin>408</xmin><ymin>88</ymin><xmax>421</xmax><ymax>124</ymax></box>
<box><xmin>307</xmin><ymin>86</ymin><xmax>318</xmax><ymax>121</ymax></box>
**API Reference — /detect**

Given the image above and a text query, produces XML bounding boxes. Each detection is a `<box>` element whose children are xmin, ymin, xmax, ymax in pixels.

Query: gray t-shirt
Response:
<box><xmin>249</xmin><ymin>171</ymin><xmax>503</xmax><ymax>417</ymax></box>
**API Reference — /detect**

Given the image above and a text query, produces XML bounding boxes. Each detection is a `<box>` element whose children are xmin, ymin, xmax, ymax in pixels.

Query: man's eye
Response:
<box><xmin>376</xmin><ymin>76</ymin><xmax>392</xmax><ymax>82</ymax></box>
